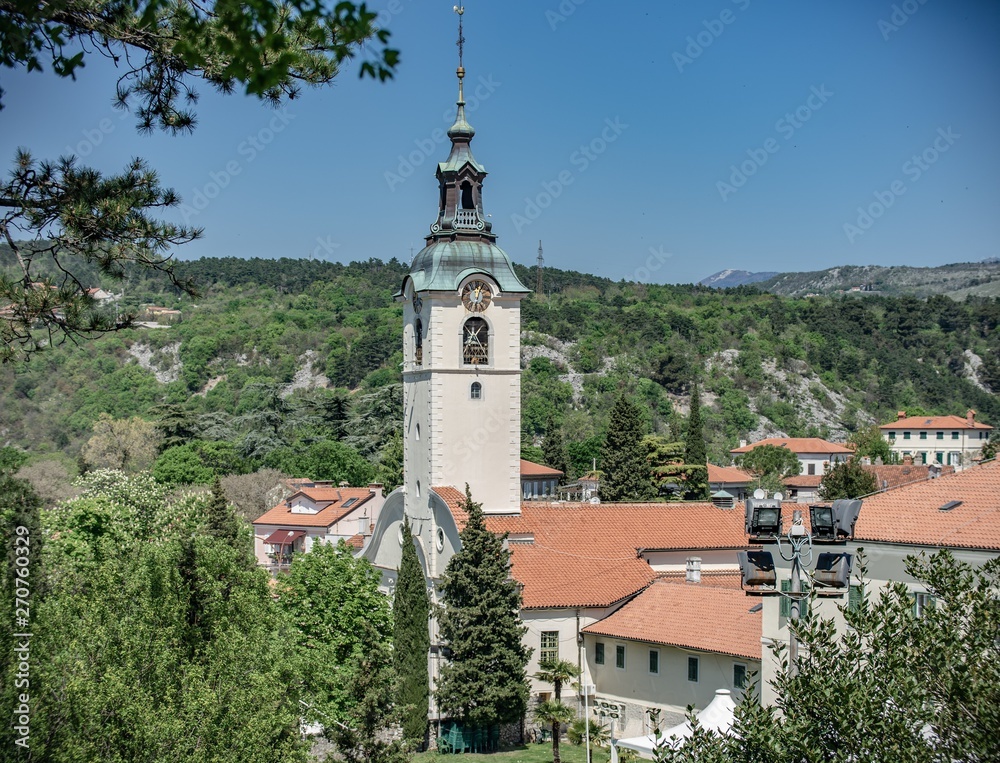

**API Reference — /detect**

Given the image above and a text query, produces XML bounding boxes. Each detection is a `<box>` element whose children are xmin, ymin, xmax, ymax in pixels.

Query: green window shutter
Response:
<box><xmin>780</xmin><ymin>579</ymin><xmax>791</xmax><ymax>618</ymax></box>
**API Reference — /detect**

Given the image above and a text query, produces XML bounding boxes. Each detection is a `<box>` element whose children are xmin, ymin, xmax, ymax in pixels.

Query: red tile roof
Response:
<box><xmin>880</xmin><ymin>415</ymin><xmax>991</xmax><ymax>431</ymax></box>
<box><xmin>865</xmin><ymin>463</ymin><xmax>955</xmax><ymax>492</ymax></box>
<box><xmin>582</xmin><ymin>580</ymin><xmax>761</xmax><ymax>660</ymax></box>
<box><xmin>853</xmin><ymin>459</ymin><xmax>1000</xmax><ymax>550</ymax></box>
<box><xmin>656</xmin><ymin>571</ymin><xmax>744</xmax><ymax>590</ymax></box>
<box><xmin>485</xmin><ymin>502</ymin><xmax>750</xmax><ymax>609</ymax></box>
<box><xmin>345</xmin><ymin>533</ymin><xmax>366</xmax><ymax>549</ymax></box>
<box><xmin>783</xmin><ymin>474</ymin><xmax>824</xmax><ymax>488</ymax></box>
<box><xmin>253</xmin><ymin>488</ymin><xmax>374</xmax><ymax>529</ymax></box>
<box><xmin>731</xmin><ymin>438</ymin><xmax>853</xmax><ymax>455</ymax></box>
<box><xmin>708</xmin><ymin>464</ymin><xmax>751</xmax><ymax>484</ymax></box>
<box><xmin>432</xmin><ymin>486</ymin><xmax>470</xmax><ymax>530</ymax></box>
<box><xmin>520</xmin><ymin>459</ymin><xmax>565</xmax><ymax>477</ymax></box>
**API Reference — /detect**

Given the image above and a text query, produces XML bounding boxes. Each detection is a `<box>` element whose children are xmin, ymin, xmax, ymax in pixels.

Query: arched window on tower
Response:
<box><xmin>462</xmin><ymin>317</ymin><xmax>489</xmax><ymax>366</ymax></box>
<box><xmin>470</xmin><ymin>381</ymin><xmax>482</xmax><ymax>400</ymax></box>
<box><xmin>414</xmin><ymin>318</ymin><xmax>423</xmax><ymax>365</ymax></box>
<box><xmin>460</xmin><ymin>181</ymin><xmax>475</xmax><ymax>210</ymax></box>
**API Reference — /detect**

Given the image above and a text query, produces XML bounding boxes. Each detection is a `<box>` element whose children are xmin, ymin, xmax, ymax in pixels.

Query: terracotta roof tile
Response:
<box><xmin>880</xmin><ymin>415</ymin><xmax>991</xmax><ymax>431</ymax></box>
<box><xmin>731</xmin><ymin>438</ymin><xmax>853</xmax><ymax>455</ymax></box>
<box><xmin>708</xmin><ymin>464</ymin><xmax>751</xmax><ymax>483</ymax></box>
<box><xmin>485</xmin><ymin>502</ymin><xmax>750</xmax><ymax>608</ymax></box>
<box><xmin>865</xmin><ymin>464</ymin><xmax>955</xmax><ymax>492</ymax></box>
<box><xmin>253</xmin><ymin>488</ymin><xmax>374</xmax><ymax>529</ymax></box>
<box><xmin>853</xmin><ymin>459</ymin><xmax>1000</xmax><ymax>549</ymax></box>
<box><xmin>582</xmin><ymin>580</ymin><xmax>761</xmax><ymax>660</ymax></box>
<box><xmin>784</xmin><ymin>474</ymin><xmax>824</xmax><ymax>488</ymax></box>
<box><xmin>520</xmin><ymin>459</ymin><xmax>565</xmax><ymax>477</ymax></box>
<box><xmin>432</xmin><ymin>486</ymin><xmax>469</xmax><ymax>530</ymax></box>
<box><xmin>656</xmin><ymin>571</ymin><xmax>744</xmax><ymax>590</ymax></box>
<box><xmin>345</xmin><ymin>533</ymin><xmax>366</xmax><ymax>549</ymax></box>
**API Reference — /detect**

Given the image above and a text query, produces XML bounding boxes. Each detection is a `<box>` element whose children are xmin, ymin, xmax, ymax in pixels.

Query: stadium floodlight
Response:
<box><xmin>809</xmin><ymin>504</ymin><xmax>837</xmax><ymax>540</ymax></box>
<box><xmin>737</xmin><ymin>550</ymin><xmax>776</xmax><ymax>588</ymax></box>
<box><xmin>832</xmin><ymin>499</ymin><xmax>862</xmax><ymax>539</ymax></box>
<box><xmin>813</xmin><ymin>552</ymin><xmax>853</xmax><ymax>589</ymax></box>
<box><xmin>745</xmin><ymin>498</ymin><xmax>782</xmax><ymax>538</ymax></box>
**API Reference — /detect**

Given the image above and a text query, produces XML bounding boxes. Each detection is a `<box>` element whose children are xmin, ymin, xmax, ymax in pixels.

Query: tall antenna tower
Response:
<box><xmin>536</xmin><ymin>240</ymin><xmax>544</xmax><ymax>295</ymax></box>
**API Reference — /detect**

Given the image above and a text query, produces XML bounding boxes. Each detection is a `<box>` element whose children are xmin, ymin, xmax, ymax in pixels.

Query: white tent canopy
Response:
<box><xmin>610</xmin><ymin>689</ymin><xmax>736</xmax><ymax>761</ymax></box>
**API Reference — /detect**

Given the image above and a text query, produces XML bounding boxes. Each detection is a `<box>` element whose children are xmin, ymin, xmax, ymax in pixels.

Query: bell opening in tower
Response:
<box><xmin>462</xmin><ymin>317</ymin><xmax>489</xmax><ymax>365</ymax></box>
<box><xmin>460</xmin><ymin>181</ymin><xmax>475</xmax><ymax>210</ymax></box>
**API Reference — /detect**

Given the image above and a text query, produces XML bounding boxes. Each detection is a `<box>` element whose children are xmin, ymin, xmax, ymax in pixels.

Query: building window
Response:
<box><xmin>912</xmin><ymin>592</ymin><xmax>935</xmax><ymax>618</ymax></box>
<box><xmin>470</xmin><ymin>381</ymin><xmax>482</xmax><ymax>400</ymax></box>
<box><xmin>733</xmin><ymin>663</ymin><xmax>747</xmax><ymax>689</ymax></box>
<box><xmin>540</xmin><ymin>631</ymin><xmax>558</xmax><ymax>663</ymax></box>
<box><xmin>615</xmin><ymin>645</ymin><xmax>626</xmax><ymax>669</ymax></box>
<box><xmin>951</xmin><ymin>431</ymin><xmax>959</xmax><ymax>440</ymax></box>
<box><xmin>935</xmin><ymin>452</ymin><xmax>943</xmax><ymax>464</ymax></box>
<box><xmin>919</xmin><ymin>431</ymin><xmax>927</xmax><ymax>440</ymax></box>
<box><xmin>887</xmin><ymin>431</ymin><xmax>896</xmax><ymax>440</ymax></box>
<box><xmin>462</xmin><ymin>317</ymin><xmax>489</xmax><ymax>365</ymax></box>
<box><xmin>687</xmin><ymin>657</ymin><xmax>699</xmax><ymax>683</ymax></box>
<box><xmin>903</xmin><ymin>432</ymin><xmax>911</xmax><ymax>440</ymax></box>
<box><xmin>595</xmin><ymin>643</ymin><xmax>605</xmax><ymax>665</ymax></box>
<box><xmin>648</xmin><ymin>649</ymin><xmax>659</xmax><ymax>675</ymax></box>
<box><xmin>414</xmin><ymin>318</ymin><xmax>423</xmax><ymax>365</ymax></box>
<box><xmin>807</xmin><ymin>463</ymin><xmax>815</xmax><ymax>475</ymax></box>
<box><xmin>936</xmin><ymin>431</ymin><xmax>944</xmax><ymax>440</ymax></box>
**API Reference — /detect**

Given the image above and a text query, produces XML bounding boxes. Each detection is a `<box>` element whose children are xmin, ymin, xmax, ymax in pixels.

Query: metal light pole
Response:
<box><xmin>776</xmin><ymin>509</ymin><xmax>813</xmax><ymax>676</ymax></box>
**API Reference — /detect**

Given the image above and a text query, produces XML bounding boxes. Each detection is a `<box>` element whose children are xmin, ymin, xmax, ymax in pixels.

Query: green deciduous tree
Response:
<box><xmin>819</xmin><ymin>457</ymin><xmax>878</xmax><ymax>501</ymax></box>
<box><xmin>848</xmin><ymin>424</ymin><xmax>895</xmax><ymax>464</ymax></box>
<box><xmin>81</xmin><ymin>413</ymin><xmax>162</xmax><ymax>472</ymax></box>
<box><xmin>436</xmin><ymin>486</ymin><xmax>530</xmax><ymax>728</ymax></box>
<box><xmin>278</xmin><ymin>541</ymin><xmax>391</xmax><ymax>729</ymax></box>
<box><xmin>600</xmin><ymin>393</ymin><xmax>655</xmax><ymax>501</ymax></box>
<box><xmin>394</xmin><ymin>516</ymin><xmax>430</xmax><ymax>749</ymax></box>
<box><xmin>736</xmin><ymin>444</ymin><xmax>801</xmax><ymax>488</ymax></box>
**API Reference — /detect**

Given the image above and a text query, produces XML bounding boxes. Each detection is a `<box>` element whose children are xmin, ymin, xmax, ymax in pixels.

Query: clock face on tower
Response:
<box><xmin>462</xmin><ymin>280</ymin><xmax>493</xmax><ymax>312</ymax></box>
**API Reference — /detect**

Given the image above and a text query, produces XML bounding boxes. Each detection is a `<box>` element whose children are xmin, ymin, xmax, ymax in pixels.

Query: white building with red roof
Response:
<box><xmin>731</xmin><ymin>437</ymin><xmax>854</xmax><ymax>503</ymax></box>
<box><xmin>879</xmin><ymin>409</ymin><xmax>992</xmax><ymax>468</ymax></box>
<box><xmin>252</xmin><ymin>482</ymin><xmax>385</xmax><ymax>570</ymax></box>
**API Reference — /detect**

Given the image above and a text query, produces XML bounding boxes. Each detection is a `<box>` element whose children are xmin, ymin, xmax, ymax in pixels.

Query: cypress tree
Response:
<box><xmin>541</xmin><ymin>412</ymin><xmax>568</xmax><ymax>483</ymax></box>
<box><xmin>393</xmin><ymin>516</ymin><xmax>429</xmax><ymax>748</ymax></box>
<box><xmin>436</xmin><ymin>486</ymin><xmax>529</xmax><ymax>728</ymax></box>
<box><xmin>600</xmin><ymin>393</ymin><xmax>655</xmax><ymax>501</ymax></box>
<box><xmin>683</xmin><ymin>382</ymin><xmax>709</xmax><ymax>500</ymax></box>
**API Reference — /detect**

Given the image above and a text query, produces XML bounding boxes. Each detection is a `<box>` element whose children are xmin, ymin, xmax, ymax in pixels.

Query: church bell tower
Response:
<box><xmin>397</xmin><ymin>7</ymin><xmax>530</xmax><ymax>515</ymax></box>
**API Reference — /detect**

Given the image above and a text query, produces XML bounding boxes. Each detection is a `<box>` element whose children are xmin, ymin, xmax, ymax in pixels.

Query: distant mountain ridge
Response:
<box><xmin>699</xmin><ymin>269</ymin><xmax>779</xmax><ymax>288</ymax></box>
<box><xmin>700</xmin><ymin>260</ymin><xmax>1000</xmax><ymax>298</ymax></box>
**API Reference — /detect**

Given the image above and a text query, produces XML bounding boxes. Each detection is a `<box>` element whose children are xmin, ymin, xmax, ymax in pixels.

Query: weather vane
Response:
<box><xmin>454</xmin><ymin>5</ymin><xmax>465</xmax><ymax>69</ymax></box>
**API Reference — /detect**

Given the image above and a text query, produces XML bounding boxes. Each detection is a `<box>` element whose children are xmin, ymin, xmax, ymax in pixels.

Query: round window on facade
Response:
<box><xmin>397</xmin><ymin>523</ymin><xmax>405</xmax><ymax>546</ymax></box>
<box><xmin>436</xmin><ymin>527</ymin><xmax>445</xmax><ymax>552</ymax></box>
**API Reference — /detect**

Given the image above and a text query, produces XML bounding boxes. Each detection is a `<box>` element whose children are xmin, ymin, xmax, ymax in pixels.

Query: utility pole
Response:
<box><xmin>536</xmin><ymin>240</ymin><xmax>544</xmax><ymax>295</ymax></box>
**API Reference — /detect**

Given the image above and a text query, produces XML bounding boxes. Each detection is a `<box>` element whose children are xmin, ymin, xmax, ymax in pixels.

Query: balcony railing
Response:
<box><xmin>454</xmin><ymin>209</ymin><xmax>482</xmax><ymax>229</ymax></box>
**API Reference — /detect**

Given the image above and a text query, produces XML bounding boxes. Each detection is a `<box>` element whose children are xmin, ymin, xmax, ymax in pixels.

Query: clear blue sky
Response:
<box><xmin>3</xmin><ymin>0</ymin><xmax>999</xmax><ymax>283</ymax></box>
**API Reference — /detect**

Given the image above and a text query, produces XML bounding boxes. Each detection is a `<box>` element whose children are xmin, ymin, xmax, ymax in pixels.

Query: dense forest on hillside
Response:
<box><xmin>2</xmin><ymin>254</ymin><xmax>998</xmax><ymax>489</ymax></box>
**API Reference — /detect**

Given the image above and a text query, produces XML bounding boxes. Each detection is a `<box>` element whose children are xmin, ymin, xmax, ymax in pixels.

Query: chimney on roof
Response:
<box><xmin>967</xmin><ymin>409</ymin><xmax>976</xmax><ymax>427</ymax></box>
<box><xmin>685</xmin><ymin>557</ymin><xmax>702</xmax><ymax>584</ymax></box>
<box><xmin>929</xmin><ymin>463</ymin><xmax>942</xmax><ymax>479</ymax></box>
<box><xmin>739</xmin><ymin>439</ymin><xmax>747</xmax><ymax>449</ymax></box>
<box><xmin>860</xmin><ymin>456</ymin><xmax>871</xmax><ymax>466</ymax></box>
<box><xmin>897</xmin><ymin>411</ymin><xmax>907</xmax><ymax>420</ymax></box>
<box><xmin>903</xmin><ymin>455</ymin><xmax>913</xmax><ymax>466</ymax></box>
<box><xmin>368</xmin><ymin>483</ymin><xmax>384</xmax><ymax>499</ymax></box>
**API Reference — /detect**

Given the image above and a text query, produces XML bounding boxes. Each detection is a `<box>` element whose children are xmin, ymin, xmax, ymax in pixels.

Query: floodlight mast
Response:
<box><xmin>776</xmin><ymin>509</ymin><xmax>813</xmax><ymax>675</ymax></box>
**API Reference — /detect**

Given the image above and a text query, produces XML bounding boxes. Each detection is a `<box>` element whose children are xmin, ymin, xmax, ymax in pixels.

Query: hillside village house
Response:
<box><xmin>253</xmin><ymin>482</ymin><xmax>385</xmax><ymax>569</ymax></box>
<box><xmin>520</xmin><ymin>458</ymin><xmax>564</xmax><ymax>500</ymax></box>
<box><xmin>730</xmin><ymin>437</ymin><xmax>853</xmax><ymax>503</ymax></box>
<box><xmin>879</xmin><ymin>410</ymin><xmax>992</xmax><ymax>468</ymax></box>
<box><xmin>707</xmin><ymin>464</ymin><xmax>752</xmax><ymax>503</ymax></box>
<box><xmin>757</xmin><ymin>457</ymin><xmax>1000</xmax><ymax>706</ymax></box>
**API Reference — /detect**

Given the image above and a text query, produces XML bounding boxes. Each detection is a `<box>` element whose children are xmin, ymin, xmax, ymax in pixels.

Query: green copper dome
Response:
<box><xmin>400</xmin><ymin>240</ymin><xmax>530</xmax><ymax>296</ymax></box>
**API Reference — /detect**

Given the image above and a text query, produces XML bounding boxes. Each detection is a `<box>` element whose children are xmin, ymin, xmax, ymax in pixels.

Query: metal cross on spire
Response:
<box><xmin>454</xmin><ymin>5</ymin><xmax>465</xmax><ymax>68</ymax></box>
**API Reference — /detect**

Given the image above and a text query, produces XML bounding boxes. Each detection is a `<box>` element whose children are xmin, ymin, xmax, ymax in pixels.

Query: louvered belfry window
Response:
<box><xmin>463</xmin><ymin>317</ymin><xmax>489</xmax><ymax>365</ymax></box>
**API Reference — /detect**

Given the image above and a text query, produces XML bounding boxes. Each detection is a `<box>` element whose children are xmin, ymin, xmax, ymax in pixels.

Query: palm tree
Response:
<box><xmin>535</xmin><ymin>658</ymin><xmax>580</xmax><ymax>702</ymax></box>
<box><xmin>568</xmin><ymin>718</ymin><xmax>610</xmax><ymax>763</ymax></box>
<box><xmin>534</xmin><ymin>700</ymin><xmax>575</xmax><ymax>763</ymax></box>
<box><xmin>534</xmin><ymin>659</ymin><xmax>580</xmax><ymax>763</ymax></box>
